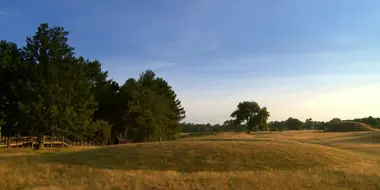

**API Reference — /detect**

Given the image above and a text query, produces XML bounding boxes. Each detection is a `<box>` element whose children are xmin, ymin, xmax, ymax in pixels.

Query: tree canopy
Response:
<box><xmin>0</xmin><ymin>23</ymin><xmax>186</xmax><ymax>148</ymax></box>
<box><xmin>230</xmin><ymin>101</ymin><xmax>270</xmax><ymax>133</ymax></box>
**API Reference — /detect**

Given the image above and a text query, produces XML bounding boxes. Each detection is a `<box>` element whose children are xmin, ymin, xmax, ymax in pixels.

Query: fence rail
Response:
<box><xmin>0</xmin><ymin>136</ymin><xmax>94</xmax><ymax>148</ymax></box>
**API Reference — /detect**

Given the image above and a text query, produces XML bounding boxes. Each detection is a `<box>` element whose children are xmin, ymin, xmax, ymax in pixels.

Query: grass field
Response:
<box><xmin>1</xmin><ymin>130</ymin><xmax>380</xmax><ymax>189</ymax></box>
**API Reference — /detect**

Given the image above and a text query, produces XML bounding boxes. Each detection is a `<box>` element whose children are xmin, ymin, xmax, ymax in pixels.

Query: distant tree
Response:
<box><xmin>314</xmin><ymin>121</ymin><xmax>328</xmax><ymax>130</ymax></box>
<box><xmin>330</xmin><ymin>118</ymin><xmax>342</xmax><ymax>123</ymax></box>
<box><xmin>304</xmin><ymin>118</ymin><xmax>314</xmax><ymax>130</ymax></box>
<box><xmin>230</xmin><ymin>101</ymin><xmax>270</xmax><ymax>133</ymax></box>
<box><xmin>212</xmin><ymin>124</ymin><xmax>221</xmax><ymax>132</ymax></box>
<box><xmin>257</xmin><ymin>107</ymin><xmax>270</xmax><ymax>130</ymax></box>
<box><xmin>223</xmin><ymin>119</ymin><xmax>237</xmax><ymax>128</ymax></box>
<box><xmin>268</xmin><ymin>121</ymin><xmax>287</xmax><ymax>131</ymax></box>
<box><xmin>222</xmin><ymin>119</ymin><xmax>243</xmax><ymax>132</ymax></box>
<box><xmin>285</xmin><ymin>117</ymin><xmax>303</xmax><ymax>130</ymax></box>
<box><xmin>353</xmin><ymin>116</ymin><xmax>380</xmax><ymax>128</ymax></box>
<box><xmin>180</xmin><ymin>122</ymin><xmax>198</xmax><ymax>133</ymax></box>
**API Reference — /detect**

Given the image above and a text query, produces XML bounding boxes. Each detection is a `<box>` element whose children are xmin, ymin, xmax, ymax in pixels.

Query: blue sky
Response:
<box><xmin>1</xmin><ymin>0</ymin><xmax>380</xmax><ymax>124</ymax></box>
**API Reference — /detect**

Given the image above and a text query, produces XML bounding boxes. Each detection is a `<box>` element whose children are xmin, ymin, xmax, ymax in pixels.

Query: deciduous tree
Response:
<box><xmin>230</xmin><ymin>101</ymin><xmax>270</xmax><ymax>132</ymax></box>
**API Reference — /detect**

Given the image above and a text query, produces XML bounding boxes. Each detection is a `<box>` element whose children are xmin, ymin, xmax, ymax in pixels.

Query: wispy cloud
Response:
<box><xmin>0</xmin><ymin>10</ymin><xmax>11</xmax><ymax>15</ymax></box>
<box><xmin>0</xmin><ymin>10</ymin><xmax>18</xmax><ymax>17</ymax></box>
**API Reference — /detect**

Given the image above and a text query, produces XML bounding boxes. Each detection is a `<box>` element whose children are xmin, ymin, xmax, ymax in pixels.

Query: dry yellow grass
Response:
<box><xmin>1</xmin><ymin>130</ymin><xmax>380</xmax><ymax>189</ymax></box>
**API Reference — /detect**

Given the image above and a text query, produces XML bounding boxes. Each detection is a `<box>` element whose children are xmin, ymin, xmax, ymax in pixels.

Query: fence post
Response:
<box><xmin>31</xmin><ymin>137</ymin><xmax>34</xmax><ymax>149</ymax></box>
<box><xmin>62</xmin><ymin>136</ymin><xmax>65</xmax><ymax>147</ymax></box>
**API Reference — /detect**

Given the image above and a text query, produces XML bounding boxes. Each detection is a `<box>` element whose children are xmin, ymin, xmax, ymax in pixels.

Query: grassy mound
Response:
<box><xmin>0</xmin><ymin>136</ymin><xmax>379</xmax><ymax>189</ymax></box>
<box><xmin>325</xmin><ymin>121</ymin><xmax>375</xmax><ymax>132</ymax></box>
<box><xmin>38</xmin><ymin>141</ymin><xmax>360</xmax><ymax>172</ymax></box>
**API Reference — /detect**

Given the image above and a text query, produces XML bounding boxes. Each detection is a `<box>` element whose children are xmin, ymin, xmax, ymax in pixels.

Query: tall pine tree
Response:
<box><xmin>22</xmin><ymin>23</ymin><xmax>96</xmax><ymax>148</ymax></box>
<box><xmin>120</xmin><ymin>70</ymin><xmax>185</xmax><ymax>142</ymax></box>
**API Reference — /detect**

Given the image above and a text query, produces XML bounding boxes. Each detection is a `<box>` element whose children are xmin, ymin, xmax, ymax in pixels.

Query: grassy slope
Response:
<box><xmin>325</xmin><ymin>121</ymin><xmax>375</xmax><ymax>132</ymax></box>
<box><xmin>1</xmin><ymin>131</ymin><xmax>380</xmax><ymax>189</ymax></box>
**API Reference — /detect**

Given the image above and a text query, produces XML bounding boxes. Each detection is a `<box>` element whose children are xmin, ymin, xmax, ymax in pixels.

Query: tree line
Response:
<box><xmin>181</xmin><ymin>100</ymin><xmax>380</xmax><ymax>133</ymax></box>
<box><xmin>0</xmin><ymin>23</ymin><xmax>185</xmax><ymax>149</ymax></box>
<box><xmin>181</xmin><ymin>101</ymin><xmax>270</xmax><ymax>134</ymax></box>
<box><xmin>268</xmin><ymin>116</ymin><xmax>380</xmax><ymax>131</ymax></box>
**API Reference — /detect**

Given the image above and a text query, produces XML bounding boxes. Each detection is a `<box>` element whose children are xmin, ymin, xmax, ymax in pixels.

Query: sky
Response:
<box><xmin>1</xmin><ymin>0</ymin><xmax>380</xmax><ymax>124</ymax></box>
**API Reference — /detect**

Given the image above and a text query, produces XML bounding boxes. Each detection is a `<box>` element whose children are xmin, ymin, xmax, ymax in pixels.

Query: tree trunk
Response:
<box><xmin>6</xmin><ymin>137</ymin><xmax>10</xmax><ymax>148</ymax></box>
<box><xmin>35</xmin><ymin>134</ymin><xmax>44</xmax><ymax>150</ymax></box>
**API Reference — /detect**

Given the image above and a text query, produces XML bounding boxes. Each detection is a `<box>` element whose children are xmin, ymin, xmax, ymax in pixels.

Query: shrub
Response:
<box><xmin>88</xmin><ymin>120</ymin><xmax>112</xmax><ymax>145</ymax></box>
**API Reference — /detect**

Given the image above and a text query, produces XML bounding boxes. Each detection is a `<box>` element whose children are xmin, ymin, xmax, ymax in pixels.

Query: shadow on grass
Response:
<box><xmin>178</xmin><ymin>138</ymin><xmax>272</xmax><ymax>142</ymax></box>
<box><xmin>177</xmin><ymin>132</ymin><xmax>215</xmax><ymax>139</ymax></box>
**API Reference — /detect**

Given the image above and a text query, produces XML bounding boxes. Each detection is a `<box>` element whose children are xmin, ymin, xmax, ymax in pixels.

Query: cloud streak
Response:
<box><xmin>0</xmin><ymin>10</ymin><xmax>18</xmax><ymax>16</ymax></box>
<box><xmin>0</xmin><ymin>10</ymin><xmax>10</xmax><ymax>15</ymax></box>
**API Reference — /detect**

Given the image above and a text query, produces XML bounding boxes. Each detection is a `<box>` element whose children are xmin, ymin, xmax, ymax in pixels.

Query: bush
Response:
<box><xmin>89</xmin><ymin>120</ymin><xmax>112</xmax><ymax>145</ymax></box>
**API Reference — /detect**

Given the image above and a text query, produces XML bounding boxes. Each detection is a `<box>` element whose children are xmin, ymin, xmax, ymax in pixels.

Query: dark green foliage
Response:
<box><xmin>230</xmin><ymin>101</ymin><xmax>270</xmax><ymax>132</ymax></box>
<box><xmin>304</xmin><ymin>118</ymin><xmax>314</xmax><ymax>130</ymax></box>
<box><xmin>120</xmin><ymin>70</ymin><xmax>185</xmax><ymax>142</ymax></box>
<box><xmin>0</xmin><ymin>119</ymin><xmax>4</xmax><ymax>139</ymax></box>
<box><xmin>257</xmin><ymin>107</ymin><xmax>270</xmax><ymax>130</ymax></box>
<box><xmin>313</xmin><ymin>121</ymin><xmax>328</xmax><ymax>130</ymax></box>
<box><xmin>88</xmin><ymin>120</ymin><xmax>112</xmax><ymax>145</ymax></box>
<box><xmin>21</xmin><ymin>24</ymin><xmax>97</xmax><ymax>148</ymax></box>
<box><xmin>268</xmin><ymin>121</ymin><xmax>287</xmax><ymax>131</ymax></box>
<box><xmin>0</xmin><ymin>41</ymin><xmax>30</xmax><ymax>137</ymax></box>
<box><xmin>0</xmin><ymin>23</ymin><xmax>186</xmax><ymax>147</ymax></box>
<box><xmin>330</xmin><ymin>118</ymin><xmax>342</xmax><ymax>123</ymax></box>
<box><xmin>285</xmin><ymin>117</ymin><xmax>304</xmax><ymax>130</ymax></box>
<box><xmin>269</xmin><ymin>119</ymin><xmax>329</xmax><ymax>131</ymax></box>
<box><xmin>352</xmin><ymin>116</ymin><xmax>380</xmax><ymax>128</ymax></box>
<box><xmin>180</xmin><ymin>122</ymin><xmax>242</xmax><ymax>133</ymax></box>
<box><xmin>82</xmin><ymin>58</ymin><xmax>122</xmax><ymax>140</ymax></box>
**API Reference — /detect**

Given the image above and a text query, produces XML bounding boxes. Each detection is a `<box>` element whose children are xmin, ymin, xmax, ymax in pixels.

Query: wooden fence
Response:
<box><xmin>0</xmin><ymin>136</ymin><xmax>94</xmax><ymax>148</ymax></box>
